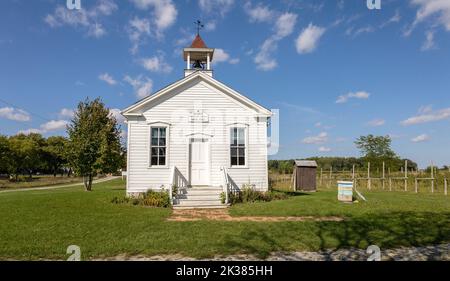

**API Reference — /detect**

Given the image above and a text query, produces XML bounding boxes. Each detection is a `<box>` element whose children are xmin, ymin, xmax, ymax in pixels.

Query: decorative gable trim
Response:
<box><xmin>121</xmin><ymin>71</ymin><xmax>272</xmax><ymax>118</ymax></box>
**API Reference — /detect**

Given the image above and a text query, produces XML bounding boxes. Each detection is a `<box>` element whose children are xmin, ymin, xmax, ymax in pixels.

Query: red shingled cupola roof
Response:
<box><xmin>190</xmin><ymin>34</ymin><xmax>208</xmax><ymax>48</ymax></box>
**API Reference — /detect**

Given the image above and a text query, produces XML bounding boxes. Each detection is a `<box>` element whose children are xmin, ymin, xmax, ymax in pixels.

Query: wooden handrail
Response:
<box><xmin>221</xmin><ymin>166</ymin><xmax>229</xmax><ymax>205</ymax></box>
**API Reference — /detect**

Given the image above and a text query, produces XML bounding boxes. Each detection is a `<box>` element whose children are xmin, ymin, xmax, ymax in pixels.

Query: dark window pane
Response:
<box><xmin>151</xmin><ymin>148</ymin><xmax>158</xmax><ymax>157</ymax></box>
<box><xmin>159</xmin><ymin>148</ymin><xmax>166</xmax><ymax>157</ymax></box>
<box><xmin>238</xmin><ymin>148</ymin><xmax>245</xmax><ymax>158</ymax></box>
<box><xmin>231</xmin><ymin>157</ymin><xmax>238</xmax><ymax>166</ymax></box>
<box><xmin>151</xmin><ymin>138</ymin><xmax>158</xmax><ymax>146</ymax></box>
<box><xmin>151</xmin><ymin>157</ymin><xmax>158</xmax><ymax>166</ymax></box>
<box><xmin>151</xmin><ymin>128</ymin><xmax>159</xmax><ymax>138</ymax></box>
<box><xmin>230</xmin><ymin>148</ymin><xmax>237</xmax><ymax>157</ymax></box>
<box><xmin>238</xmin><ymin>157</ymin><xmax>245</xmax><ymax>166</ymax></box>
<box><xmin>159</xmin><ymin>138</ymin><xmax>166</xmax><ymax>146</ymax></box>
<box><xmin>159</xmin><ymin>157</ymin><xmax>166</xmax><ymax>166</ymax></box>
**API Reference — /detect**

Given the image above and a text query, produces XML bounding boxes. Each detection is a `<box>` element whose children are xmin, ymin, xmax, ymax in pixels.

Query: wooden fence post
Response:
<box><xmin>404</xmin><ymin>160</ymin><xmax>408</xmax><ymax>192</ymax></box>
<box><xmin>320</xmin><ymin>168</ymin><xmax>323</xmax><ymax>186</ymax></box>
<box><xmin>445</xmin><ymin>178</ymin><xmax>448</xmax><ymax>196</ymax></box>
<box><xmin>431</xmin><ymin>161</ymin><xmax>434</xmax><ymax>193</ymax></box>
<box><xmin>367</xmin><ymin>162</ymin><xmax>371</xmax><ymax>190</ymax></box>
<box><xmin>382</xmin><ymin>162</ymin><xmax>385</xmax><ymax>190</ymax></box>
<box><xmin>415</xmin><ymin>178</ymin><xmax>418</xmax><ymax>193</ymax></box>
<box><xmin>328</xmin><ymin>166</ymin><xmax>332</xmax><ymax>188</ymax></box>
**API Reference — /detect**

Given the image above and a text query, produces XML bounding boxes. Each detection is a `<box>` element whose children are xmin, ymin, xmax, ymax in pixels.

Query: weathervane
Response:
<box><xmin>194</xmin><ymin>20</ymin><xmax>204</xmax><ymax>35</ymax></box>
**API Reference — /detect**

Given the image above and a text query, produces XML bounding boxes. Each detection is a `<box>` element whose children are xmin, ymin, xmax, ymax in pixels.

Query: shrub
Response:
<box><xmin>111</xmin><ymin>189</ymin><xmax>171</xmax><ymax>208</ymax></box>
<box><xmin>226</xmin><ymin>184</ymin><xmax>290</xmax><ymax>205</ymax></box>
<box><xmin>142</xmin><ymin>190</ymin><xmax>170</xmax><ymax>208</ymax></box>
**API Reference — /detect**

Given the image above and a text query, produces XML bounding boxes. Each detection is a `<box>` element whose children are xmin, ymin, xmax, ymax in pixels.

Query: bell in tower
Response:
<box><xmin>183</xmin><ymin>21</ymin><xmax>215</xmax><ymax>77</ymax></box>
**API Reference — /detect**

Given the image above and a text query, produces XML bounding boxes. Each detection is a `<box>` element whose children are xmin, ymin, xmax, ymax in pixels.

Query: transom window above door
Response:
<box><xmin>150</xmin><ymin>127</ymin><xmax>167</xmax><ymax>166</ymax></box>
<box><xmin>230</xmin><ymin>127</ymin><xmax>246</xmax><ymax>167</ymax></box>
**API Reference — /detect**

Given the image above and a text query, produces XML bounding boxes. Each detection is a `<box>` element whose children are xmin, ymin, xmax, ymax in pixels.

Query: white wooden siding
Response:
<box><xmin>127</xmin><ymin>79</ymin><xmax>268</xmax><ymax>193</ymax></box>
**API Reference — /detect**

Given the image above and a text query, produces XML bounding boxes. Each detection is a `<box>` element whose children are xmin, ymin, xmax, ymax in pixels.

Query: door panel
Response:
<box><xmin>189</xmin><ymin>139</ymin><xmax>209</xmax><ymax>186</ymax></box>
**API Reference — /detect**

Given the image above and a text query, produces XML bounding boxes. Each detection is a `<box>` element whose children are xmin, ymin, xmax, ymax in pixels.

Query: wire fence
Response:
<box><xmin>270</xmin><ymin>161</ymin><xmax>449</xmax><ymax>195</ymax></box>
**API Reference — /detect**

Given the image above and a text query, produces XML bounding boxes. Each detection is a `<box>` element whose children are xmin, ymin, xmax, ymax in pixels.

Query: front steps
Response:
<box><xmin>173</xmin><ymin>186</ymin><xmax>227</xmax><ymax>209</ymax></box>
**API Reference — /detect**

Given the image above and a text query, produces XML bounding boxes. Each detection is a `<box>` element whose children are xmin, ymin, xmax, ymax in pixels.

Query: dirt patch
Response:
<box><xmin>167</xmin><ymin>209</ymin><xmax>343</xmax><ymax>222</ymax></box>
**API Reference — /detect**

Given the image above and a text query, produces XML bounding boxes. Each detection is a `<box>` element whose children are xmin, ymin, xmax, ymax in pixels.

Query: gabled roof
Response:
<box><xmin>295</xmin><ymin>160</ymin><xmax>318</xmax><ymax>167</ymax></box>
<box><xmin>190</xmin><ymin>35</ymin><xmax>208</xmax><ymax>48</ymax></box>
<box><xmin>121</xmin><ymin>71</ymin><xmax>272</xmax><ymax>117</ymax></box>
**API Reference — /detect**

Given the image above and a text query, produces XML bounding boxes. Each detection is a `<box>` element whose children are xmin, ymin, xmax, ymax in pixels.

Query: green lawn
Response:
<box><xmin>0</xmin><ymin>179</ymin><xmax>449</xmax><ymax>260</ymax></box>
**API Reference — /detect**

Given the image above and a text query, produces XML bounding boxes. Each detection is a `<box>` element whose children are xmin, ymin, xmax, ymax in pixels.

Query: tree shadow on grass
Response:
<box><xmin>315</xmin><ymin>212</ymin><xmax>450</xmax><ymax>260</ymax></box>
<box><xmin>221</xmin><ymin>212</ymin><xmax>450</xmax><ymax>260</ymax></box>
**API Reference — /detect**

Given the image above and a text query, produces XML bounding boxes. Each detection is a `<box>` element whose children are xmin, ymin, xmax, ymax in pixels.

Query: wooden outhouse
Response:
<box><xmin>293</xmin><ymin>160</ymin><xmax>317</xmax><ymax>192</ymax></box>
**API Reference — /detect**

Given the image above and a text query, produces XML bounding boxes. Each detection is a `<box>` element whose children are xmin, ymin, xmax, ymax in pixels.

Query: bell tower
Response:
<box><xmin>183</xmin><ymin>21</ymin><xmax>215</xmax><ymax>77</ymax></box>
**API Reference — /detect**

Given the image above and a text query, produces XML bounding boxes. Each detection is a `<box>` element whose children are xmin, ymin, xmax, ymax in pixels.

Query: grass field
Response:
<box><xmin>0</xmin><ymin>179</ymin><xmax>449</xmax><ymax>260</ymax></box>
<box><xmin>0</xmin><ymin>175</ymin><xmax>83</xmax><ymax>190</ymax></box>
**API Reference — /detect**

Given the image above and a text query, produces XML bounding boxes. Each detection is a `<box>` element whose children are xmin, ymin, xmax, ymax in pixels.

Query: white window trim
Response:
<box><xmin>228</xmin><ymin>124</ymin><xmax>249</xmax><ymax>169</ymax></box>
<box><xmin>148</xmin><ymin>123</ymin><xmax>170</xmax><ymax>169</ymax></box>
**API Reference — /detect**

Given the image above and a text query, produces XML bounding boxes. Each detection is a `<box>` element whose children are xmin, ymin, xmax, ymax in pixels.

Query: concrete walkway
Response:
<box><xmin>0</xmin><ymin>176</ymin><xmax>121</xmax><ymax>193</ymax></box>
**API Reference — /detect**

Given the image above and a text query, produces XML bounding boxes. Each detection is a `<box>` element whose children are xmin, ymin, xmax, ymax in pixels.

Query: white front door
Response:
<box><xmin>189</xmin><ymin>138</ymin><xmax>210</xmax><ymax>186</ymax></box>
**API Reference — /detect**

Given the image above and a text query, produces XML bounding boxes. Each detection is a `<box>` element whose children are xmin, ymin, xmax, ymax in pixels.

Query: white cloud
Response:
<box><xmin>346</xmin><ymin>25</ymin><xmax>375</xmax><ymax>37</ymax></box>
<box><xmin>302</xmin><ymin>132</ymin><xmax>328</xmax><ymax>144</ymax></box>
<box><xmin>380</xmin><ymin>10</ymin><xmax>401</xmax><ymax>28</ymax></box>
<box><xmin>421</xmin><ymin>30</ymin><xmax>436</xmax><ymax>51</ymax></box>
<box><xmin>244</xmin><ymin>2</ymin><xmax>274</xmax><ymax>23</ymax></box>
<box><xmin>408</xmin><ymin>0</ymin><xmax>450</xmax><ymax>34</ymax></box>
<box><xmin>88</xmin><ymin>23</ymin><xmax>106</xmax><ymax>38</ymax></box>
<box><xmin>295</xmin><ymin>23</ymin><xmax>326</xmax><ymax>54</ymax></box>
<box><xmin>44</xmin><ymin>0</ymin><xmax>117</xmax><ymax>38</ymax></box>
<box><xmin>140</xmin><ymin>54</ymin><xmax>173</xmax><ymax>73</ymax></box>
<box><xmin>318</xmin><ymin>146</ymin><xmax>332</xmax><ymax>152</ymax></box>
<box><xmin>109</xmin><ymin>108</ymin><xmax>126</xmax><ymax>124</ymax></box>
<box><xmin>401</xmin><ymin>107</ymin><xmax>450</xmax><ymax>125</ymax></box>
<box><xmin>254</xmin><ymin>12</ymin><xmax>297</xmax><ymax>71</ymax></box>
<box><xmin>99</xmin><ymin>73</ymin><xmax>117</xmax><ymax>85</ymax></box>
<box><xmin>124</xmin><ymin>75</ymin><xmax>153</xmax><ymax>99</ymax></box>
<box><xmin>204</xmin><ymin>21</ymin><xmax>217</xmax><ymax>31</ymax></box>
<box><xmin>20</xmin><ymin>120</ymin><xmax>69</xmax><ymax>135</ymax></box>
<box><xmin>0</xmin><ymin>107</ymin><xmax>31</xmax><ymax>122</ymax></box>
<box><xmin>336</xmin><ymin>91</ymin><xmax>370</xmax><ymax>104</ymax></box>
<box><xmin>367</xmin><ymin>119</ymin><xmax>386</xmax><ymax>127</ymax></box>
<box><xmin>274</xmin><ymin>12</ymin><xmax>297</xmax><ymax>39</ymax></box>
<box><xmin>130</xmin><ymin>0</ymin><xmax>177</xmax><ymax>35</ymax></box>
<box><xmin>127</xmin><ymin>17</ymin><xmax>151</xmax><ymax>54</ymax></box>
<box><xmin>59</xmin><ymin>108</ymin><xmax>75</xmax><ymax>119</ymax></box>
<box><xmin>254</xmin><ymin>38</ymin><xmax>278</xmax><ymax>71</ymax></box>
<box><xmin>213</xmin><ymin>49</ymin><xmax>239</xmax><ymax>65</ymax></box>
<box><xmin>41</xmin><ymin>120</ymin><xmax>69</xmax><ymax>132</ymax></box>
<box><xmin>411</xmin><ymin>134</ymin><xmax>431</xmax><ymax>143</ymax></box>
<box><xmin>198</xmin><ymin>0</ymin><xmax>234</xmax><ymax>17</ymax></box>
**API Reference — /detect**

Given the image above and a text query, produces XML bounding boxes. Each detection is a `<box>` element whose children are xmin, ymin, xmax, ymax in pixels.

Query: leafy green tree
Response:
<box><xmin>7</xmin><ymin>133</ymin><xmax>44</xmax><ymax>180</ymax></box>
<box><xmin>355</xmin><ymin>134</ymin><xmax>399</xmax><ymax>170</ymax></box>
<box><xmin>0</xmin><ymin>135</ymin><xmax>10</xmax><ymax>175</ymax></box>
<box><xmin>67</xmin><ymin>98</ymin><xmax>124</xmax><ymax>191</ymax></box>
<box><xmin>43</xmin><ymin>136</ymin><xmax>69</xmax><ymax>177</ymax></box>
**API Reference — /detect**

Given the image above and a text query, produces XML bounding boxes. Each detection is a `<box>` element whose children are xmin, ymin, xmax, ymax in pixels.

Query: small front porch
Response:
<box><xmin>170</xmin><ymin>166</ymin><xmax>232</xmax><ymax>209</ymax></box>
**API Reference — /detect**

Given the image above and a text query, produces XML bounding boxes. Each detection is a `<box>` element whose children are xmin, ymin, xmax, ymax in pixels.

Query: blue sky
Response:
<box><xmin>0</xmin><ymin>0</ymin><xmax>449</xmax><ymax>168</ymax></box>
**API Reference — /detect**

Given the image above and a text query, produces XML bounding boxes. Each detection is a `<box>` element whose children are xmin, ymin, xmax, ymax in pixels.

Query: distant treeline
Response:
<box><xmin>269</xmin><ymin>157</ymin><xmax>419</xmax><ymax>175</ymax></box>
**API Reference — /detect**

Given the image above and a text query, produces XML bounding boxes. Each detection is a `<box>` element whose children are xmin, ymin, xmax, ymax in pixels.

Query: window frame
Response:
<box><xmin>149</xmin><ymin>125</ymin><xmax>169</xmax><ymax>169</ymax></box>
<box><xmin>229</xmin><ymin>126</ymin><xmax>248</xmax><ymax>169</ymax></box>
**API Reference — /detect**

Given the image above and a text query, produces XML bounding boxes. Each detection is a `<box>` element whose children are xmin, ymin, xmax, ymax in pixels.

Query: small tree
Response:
<box><xmin>355</xmin><ymin>134</ymin><xmax>399</xmax><ymax>170</ymax></box>
<box><xmin>67</xmin><ymin>98</ymin><xmax>124</xmax><ymax>191</ymax></box>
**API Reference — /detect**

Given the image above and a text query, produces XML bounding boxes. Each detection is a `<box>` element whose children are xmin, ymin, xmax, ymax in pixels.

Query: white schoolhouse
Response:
<box><xmin>121</xmin><ymin>34</ymin><xmax>272</xmax><ymax>208</ymax></box>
